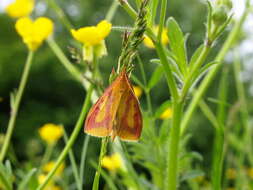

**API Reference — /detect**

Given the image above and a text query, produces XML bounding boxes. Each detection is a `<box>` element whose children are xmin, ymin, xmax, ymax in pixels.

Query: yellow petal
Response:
<box><xmin>43</xmin><ymin>161</ymin><xmax>65</xmax><ymax>176</ymax></box>
<box><xmin>159</xmin><ymin>108</ymin><xmax>173</xmax><ymax>120</ymax></box>
<box><xmin>102</xmin><ymin>153</ymin><xmax>123</xmax><ymax>171</ymax></box>
<box><xmin>71</xmin><ymin>27</ymin><xmax>102</xmax><ymax>46</ymax></box>
<box><xmin>15</xmin><ymin>17</ymin><xmax>54</xmax><ymax>51</ymax></box>
<box><xmin>38</xmin><ymin>124</ymin><xmax>63</xmax><ymax>144</ymax></box>
<box><xmin>15</xmin><ymin>17</ymin><xmax>33</xmax><ymax>37</ymax></box>
<box><xmin>143</xmin><ymin>26</ymin><xmax>169</xmax><ymax>48</ymax></box>
<box><xmin>133</xmin><ymin>86</ymin><xmax>143</xmax><ymax>98</ymax></box>
<box><xmin>33</xmin><ymin>17</ymin><xmax>54</xmax><ymax>39</ymax></box>
<box><xmin>161</xmin><ymin>28</ymin><xmax>169</xmax><ymax>45</ymax></box>
<box><xmin>6</xmin><ymin>0</ymin><xmax>34</xmax><ymax>18</ymax></box>
<box><xmin>71</xmin><ymin>20</ymin><xmax>112</xmax><ymax>47</ymax></box>
<box><xmin>97</xmin><ymin>20</ymin><xmax>112</xmax><ymax>39</ymax></box>
<box><xmin>143</xmin><ymin>35</ymin><xmax>155</xmax><ymax>48</ymax></box>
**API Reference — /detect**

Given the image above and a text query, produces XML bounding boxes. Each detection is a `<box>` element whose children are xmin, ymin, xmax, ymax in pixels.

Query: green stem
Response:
<box><xmin>0</xmin><ymin>51</ymin><xmax>34</xmax><ymax>162</ymax></box>
<box><xmin>181</xmin><ymin>45</ymin><xmax>211</xmax><ymax>100</ymax></box>
<box><xmin>137</xmin><ymin>55</ymin><xmax>153</xmax><ymax>114</ymax></box>
<box><xmin>80</xmin><ymin>136</ymin><xmax>90</xmax><ymax>188</ymax></box>
<box><xmin>46</xmin><ymin>0</ymin><xmax>73</xmax><ymax>30</ymax></box>
<box><xmin>36</xmin><ymin>86</ymin><xmax>93</xmax><ymax>190</ymax></box>
<box><xmin>166</xmin><ymin>101</ymin><xmax>183</xmax><ymax>190</ymax></box>
<box><xmin>211</xmin><ymin>66</ymin><xmax>228</xmax><ymax>190</ymax></box>
<box><xmin>158</xmin><ymin>0</ymin><xmax>167</xmax><ymax>42</ymax></box>
<box><xmin>47</xmin><ymin>38</ymin><xmax>83</xmax><ymax>83</ymax></box>
<box><xmin>233</xmin><ymin>52</ymin><xmax>253</xmax><ymax>188</ymax></box>
<box><xmin>63</xmin><ymin>129</ymin><xmax>82</xmax><ymax>190</ymax></box>
<box><xmin>92</xmin><ymin>137</ymin><xmax>109</xmax><ymax>190</ymax></box>
<box><xmin>106</xmin><ymin>0</ymin><xmax>119</xmax><ymax>22</ymax></box>
<box><xmin>118</xmin><ymin>0</ymin><xmax>138</xmax><ymax>20</ymax></box>
<box><xmin>40</xmin><ymin>144</ymin><xmax>54</xmax><ymax>167</ymax></box>
<box><xmin>211</xmin><ymin>127</ymin><xmax>224</xmax><ymax>190</ymax></box>
<box><xmin>155</xmin><ymin>43</ymin><xmax>179</xmax><ymax>100</ymax></box>
<box><xmin>118</xmin><ymin>0</ymin><xmax>156</xmax><ymax>41</ymax></box>
<box><xmin>180</xmin><ymin>8</ymin><xmax>249</xmax><ymax>135</ymax></box>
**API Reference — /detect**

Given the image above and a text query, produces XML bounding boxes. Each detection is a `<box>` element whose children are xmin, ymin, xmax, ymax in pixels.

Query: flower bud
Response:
<box><xmin>212</xmin><ymin>5</ymin><xmax>228</xmax><ymax>26</ymax></box>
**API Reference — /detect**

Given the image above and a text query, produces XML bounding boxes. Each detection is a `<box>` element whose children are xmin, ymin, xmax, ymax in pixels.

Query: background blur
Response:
<box><xmin>0</xmin><ymin>0</ymin><xmax>252</xmax><ymax>188</ymax></box>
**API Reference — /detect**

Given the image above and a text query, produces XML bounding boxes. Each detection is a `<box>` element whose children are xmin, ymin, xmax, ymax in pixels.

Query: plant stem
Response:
<box><xmin>46</xmin><ymin>0</ymin><xmax>73</xmax><ymax>30</ymax></box>
<box><xmin>40</xmin><ymin>144</ymin><xmax>54</xmax><ymax>167</ymax></box>
<box><xmin>166</xmin><ymin>101</ymin><xmax>183</xmax><ymax>190</ymax></box>
<box><xmin>211</xmin><ymin>66</ymin><xmax>228</xmax><ymax>190</ymax></box>
<box><xmin>36</xmin><ymin>86</ymin><xmax>93</xmax><ymax>190</ymax></box>
<box><xmin>47</xmin><ymin>38</ymin><xmax>83</xmax><ymax>83</ymax></box>
<box><xmin>180</xmin><ymin>8</ymin><xmax>249</xmax><ymax>135</ymax></box>
<box><xmin>63</xmin><ymin>129</ymin><xmax>82</xmax><ymax>190</ymax></box>
<box><xmin>137</xmin><ymin>55</ymin><xmax>153</xmax><ymax>114</ymax></box>
<box><xmin>212</xmin><ymin>127</ymin><xmax>224</xmax><ymax>190</ymax></box>
<box><xmin>92</xmin><ymin>137</ymin><xmax>109</xmax><ymax>190</ymax></box>
<box><xmin>155</xmin><ymin>43</ymin><xmax>179</xmax><ymax>100</ymax></box>
<box><xmin>158</xmin><ymin>0</ymin><xmax>167</xmax><ymax>42</ymax></box>
<box><xmin>0</xmin><ymin>51</ymin><xmax>34</xmax><ymax>162</ymax></box>
<box><xmin>80</xmin><ymin>136</ymin><xmax>90</xmax><ymax>188</ymax></box>
<box><xmin>106</xmin><ymin>0</ymin><xmax>119</xmax><ymax>22</ymax></box>
<box><xmin>181</xmin><ymin>44</ymin><xmax>211</xmax><ymax>100</ymax></box>
<box><xmin>118</xmin><ymin>0</ymin><xmax>138</xmax><ymax>20</ymax></box>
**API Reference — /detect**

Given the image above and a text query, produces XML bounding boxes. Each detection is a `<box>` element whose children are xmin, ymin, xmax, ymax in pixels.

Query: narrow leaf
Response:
<box><xmin>147</xmin><ymin>65</ymin><xmax>164</xmax><ymax>90</ymax></box>
<box><xmin>167</xmin><ymin>17</ymin><xmax>188</xmax><ymax>75</ymax></box>
<box><xmin>18</xmin><ymin>168</ymin><xmax>37</xmax><ymax>190</ymax></box>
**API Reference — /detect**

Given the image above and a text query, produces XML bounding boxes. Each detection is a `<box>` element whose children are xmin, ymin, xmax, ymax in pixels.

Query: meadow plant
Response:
<box><xmin>0</xmin><ymin>0</ymin><xmax>252</xmax><ymax>189</ymax></box>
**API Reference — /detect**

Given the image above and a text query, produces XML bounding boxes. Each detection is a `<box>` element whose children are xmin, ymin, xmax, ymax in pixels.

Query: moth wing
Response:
<box><xmin>114</xmin><ymin>75</ymin><xmax>143</xmax><ymax>141</ymax></box>
<box><xmin>84</xmin><ymin>74</ymin><xmax>126</xmax><ymax>137</ymax></box>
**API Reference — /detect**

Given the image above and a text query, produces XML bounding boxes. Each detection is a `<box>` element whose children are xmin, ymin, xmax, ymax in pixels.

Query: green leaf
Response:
<box><xmin>166</xmin><ymin>17</ymin><xmax>188</xmax><ymax>76</ymax></box>
<box><xmin>147</xmin><ymin>65</ymin><xmax>164</xmax><ymax>90</ymax></box>
<box><xmin>0</xmin><ymin>163</ymin><xmax>12</xmax><ymax>190</ymax></box>
<box><xmin>154</xmin><ymin>100</ymin><xmax>172</xmax><ymax>118</ymax></box>
<box><xmin>18</xmin><ymin>168</ymin><xmax>37</xmax><ymax>190</ymax></box>
<box><xmin>189</xmin><ymin>45</ymin><xmax>204</xmax><ymax>70</ymax></box>
<box><xmin>90</xmin><ymin>161</ymin><xmax>118</xmax><ymax>190</ymax></box>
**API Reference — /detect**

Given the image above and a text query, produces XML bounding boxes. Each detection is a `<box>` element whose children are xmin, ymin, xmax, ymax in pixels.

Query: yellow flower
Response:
<box><xmin>5</xmin><ymin>0</ymin><xmax>34</xmax><ymax>18</ymax></box>
<box><xmin>38</xmin><ymin>124</ymin><xmax>63</xmax><ymax>144</ymax></box>
<box><xmin>226</xmin><ymin>168</ymin><xmax>236</xmax><ymax>179</ymax></box>
<box><xmin>38</xmin><ymin>174</ymin><xmax>62</xmax><ymax>190</ymax></box>
<box><xmin>15</xmin><ymin>17</ymin><xmax>54</xmax><ymax>51</ymax></box>
<box><xmin>143</xmin><ymin>26</ymin><xmax>169</xmax><ymax>48</ymax></box>
<box><xmin>102</xmin><ymin>153</ymin><xmax>123</xmax><ymax>171</ymax></box>
<box><xmin>43</xmin><ymin>161</ymin><xmax>65</xmax><ymax>176</ymax></box>
<box><xmin>133</xmin><ymin>86</ymin><xmax>143</xmax><ymax>98</ymax></box>
<box><xmin>247</xmin><ymin>168</ymin><xmax>253</xmax><ymax>179</ymax></box>
<box><xmin>159</xmin><ymin>108</ymin><xmax>173</xmax><ymax>120</ymax></box>
<box><xmin>71</xmin><ymin>20</ymin><xmax>112</xmax><ymax>61</ymax></box>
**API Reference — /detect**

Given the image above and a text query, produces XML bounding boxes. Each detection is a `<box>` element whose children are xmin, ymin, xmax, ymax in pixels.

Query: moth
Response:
<box><xmin>84</xmin><ymin>69</ymin><xmax>142</xmax><ymax>141</ymax></box>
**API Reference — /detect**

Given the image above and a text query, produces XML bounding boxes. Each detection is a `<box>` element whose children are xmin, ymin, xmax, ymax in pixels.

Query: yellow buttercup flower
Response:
<box><xmin>247</xmin><ymin>168</ymin><xmax>253</xmax><ymax>179</ymax></box>
<box><xmin>133</xmin><ymin>86</ymin><xmax>143</xmax><ymax>98</ymax></box>
<box><xmin>71</xmin><ymin>20</ymin><xmax>112</xmax><ymax>61</ymax></box>
<box><xmin>43</xmin><ymin>161</ymin><xmax>65</xmax><ymax>176</ymax></box>
<box><xmin>226</xmin><ymin>168</ymin><xmax>236</xmax><ymax>179</ymax></box>
<box><xmin>15</xmin><ymin>17</ymin><xmax>54</xmax><ymax>51</ymax></box>
<box><xmin>143</xmin><ymin>26</ymin><xmax>169</xmax><ymax>48</ymax></box>
<box><xmin>38</xmin><ymin>174</ymin><xmax>62</xmax><ymax>190</ymax></box>
<box><xmin>38</xmin><ymin>124</ymin><xmax>63</xmax><ymax>144</ymax></box>
<box><xmin>5</xmin><ymin>0</ymin><xmax>34</xmax><ymax>18</ymax></box>
<box><xmin>102</xmin><ymin>153</ymin><xmax>123</xmax><ymax>171</ymax></box>
<box><xmin>159</xmin><ymin>108</ymin><xmax>173</xmax><ymax>120</ymax></box>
